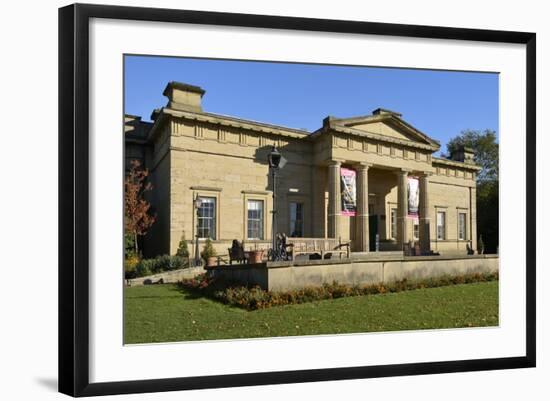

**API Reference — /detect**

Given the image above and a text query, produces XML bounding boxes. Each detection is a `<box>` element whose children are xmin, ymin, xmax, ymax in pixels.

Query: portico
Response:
<box><xmin>325</xmin><ymin>159</ymin><xmax>433</xmax><ymax>254</ymax></box>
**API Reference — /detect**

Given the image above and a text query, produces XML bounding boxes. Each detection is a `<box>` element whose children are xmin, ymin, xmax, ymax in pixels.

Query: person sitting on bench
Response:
<box><xmin>228</xmin><ymin>240</ymin><xmax>247</xmax><ymax>264</ymax></box>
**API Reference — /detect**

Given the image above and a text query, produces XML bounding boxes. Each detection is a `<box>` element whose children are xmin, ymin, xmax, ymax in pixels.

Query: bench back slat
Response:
<box><xmin>287</xmin><ymin>237</ymin><xmax>345</xmax><ymax>252</ymax></box>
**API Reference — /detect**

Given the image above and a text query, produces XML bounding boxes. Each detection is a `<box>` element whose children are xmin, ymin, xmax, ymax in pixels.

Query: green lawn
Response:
<box><xmin>124</xmin><ymin>281</ymin><xmax>499</xmax><ymax>344</ymax></box>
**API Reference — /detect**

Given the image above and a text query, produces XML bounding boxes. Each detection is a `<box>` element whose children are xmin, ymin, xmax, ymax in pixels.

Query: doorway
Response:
<box><xmin>368</xmin><ymin>215</ymin><xmax>378</xmax><ymax>251</ymax></box>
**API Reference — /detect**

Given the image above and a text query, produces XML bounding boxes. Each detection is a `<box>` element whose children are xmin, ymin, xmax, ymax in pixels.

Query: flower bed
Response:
<box><xmin>179</xmin><ymin>271</ymin><xmax>499</xmax><ymax>311</ymax></box>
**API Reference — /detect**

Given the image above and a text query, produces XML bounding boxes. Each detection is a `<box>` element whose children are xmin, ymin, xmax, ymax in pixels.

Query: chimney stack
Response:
<box><xmin>372</xmin><ymin>108</ymin><xmax>402</xmax><ymax>118</ymax></box>
<box><xmin>163</xmin><ymin>81</ymin><xmax>205</xmax><ymax>113</ymax></box>
<box><xmin>450</xmin><ymin>145</ymin><xmax>475</xmax><ymax>164</ymax></box>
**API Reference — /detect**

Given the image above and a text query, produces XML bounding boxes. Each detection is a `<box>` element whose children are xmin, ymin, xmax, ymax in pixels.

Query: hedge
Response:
<box><xmin>179</xmin><ymin>271</ymin><xmax>499</xmax><ymax>310</ymax></box>
<box><xmin>125</xmin><ymin>255</ymin><xmax>189</xmax><ymax>279</ymax></box>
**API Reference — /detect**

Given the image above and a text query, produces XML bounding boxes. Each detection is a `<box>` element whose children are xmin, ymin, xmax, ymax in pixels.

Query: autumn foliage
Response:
<box><xmin>125</xmin><ymin>160</ymin><xmax>156</xmax><ymax>254</ymax></box>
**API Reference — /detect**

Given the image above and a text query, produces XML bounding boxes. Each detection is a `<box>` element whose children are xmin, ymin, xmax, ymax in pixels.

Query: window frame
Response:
<box><xmin>458</xmin><ymin>210</ymin><xmax>468</xmax><ymax>241</ymax></box>
<box><xmin>436</xmin><ymin>210</ymin><xmax>446</xmax><ymax>241</ymax></box>
<box><xmin>196</xmin><ymin>196</ymin><xmax>217</xmax><ymax>240</ymax></box>
<box><xmin>192</xmin><ymin>188</ymin><xmax>222</xmax><ymax>242</ymax></box>
<box><xmin>246</xmin><ymin>199</ymin><xmax>264</xmax><ymax>240</ymax></box>
<box><xmin>242</xmin><ymin>191</ymin><xmax>269</xmax><ymax>242</ymax></box>
<box><xmin>390</xmin><ymin>207</ymin><xmax>398</xmax><ymax>240</ymax></box>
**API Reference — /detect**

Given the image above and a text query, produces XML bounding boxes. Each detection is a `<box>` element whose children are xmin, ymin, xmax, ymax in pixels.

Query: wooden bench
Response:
<box><xmin>227</xmin><ymin>240</ymin><xmax>271</xmax><ymax>264</ymax></box>
<box><xmin>227</xmin><ymin>240</ymin><xmax>247</xmax><ymax>264</ymax></box>
<box><xmin>286</xmin><ymin>237</ymin><xmax>350</xmax><ymax>261</ymax></box>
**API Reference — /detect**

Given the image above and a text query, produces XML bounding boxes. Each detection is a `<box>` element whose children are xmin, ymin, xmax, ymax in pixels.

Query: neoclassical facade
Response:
<box><xmin>125</xmin><ymin>81</ymin><xmax>481</xmax><ymax>258</ymax></box>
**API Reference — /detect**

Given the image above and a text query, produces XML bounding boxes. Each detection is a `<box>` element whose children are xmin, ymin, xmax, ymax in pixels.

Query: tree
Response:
<box><xmin>445</xmin><ymin>129</ymin><xmax>499</xmax><ymax>253</ymax></box>
<box><xmin>125</xmin><ymin>160</ymin><xmax>156</xmax><ymax>255</ymax></box>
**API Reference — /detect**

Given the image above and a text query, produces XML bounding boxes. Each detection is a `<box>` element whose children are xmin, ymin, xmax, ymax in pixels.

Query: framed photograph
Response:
<box><xmin>58</xmin><ymin>3</ymin><xmax>536</xmax><ymax>397</ymax></box>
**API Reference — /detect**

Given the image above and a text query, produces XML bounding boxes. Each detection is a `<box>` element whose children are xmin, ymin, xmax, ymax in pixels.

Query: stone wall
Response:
<box><xmin>209</xmin><ymin>255</ymin><xmax>498</xmax><ymax>291</ymax></box>
<box><xmin>143</xmin><ymin>141</ymin><xmax>171</xmax><ymax>258</ymax></box>
<box><xmin>168</xmin><ymin>125</ymin><xmax>313</xmax><ymax>257</ymax></box>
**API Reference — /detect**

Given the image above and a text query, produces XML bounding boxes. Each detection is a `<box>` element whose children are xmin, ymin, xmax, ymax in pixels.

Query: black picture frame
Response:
<box><xmin>58</xmin><ymin>3</ymin><xmax>536</xmax><ymax>397</ymax></box>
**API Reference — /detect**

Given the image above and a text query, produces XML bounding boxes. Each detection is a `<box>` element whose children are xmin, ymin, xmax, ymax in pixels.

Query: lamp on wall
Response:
<box><xmin>267</xmin><ymin>146</ymin><xmax>286</xmax><ymax>259</ymax></box>
<box><xmin>268</xmin><ymin>146</ymin><xmax>282</xmax><ymax>169</ymax></box>
<box><xmin>193</xmin><ymin>195</ymin><xmax>203</xmax><ymax>266</ymax></box>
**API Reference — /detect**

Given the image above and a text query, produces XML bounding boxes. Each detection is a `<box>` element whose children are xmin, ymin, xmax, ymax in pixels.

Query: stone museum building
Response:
<box><xmin>125</xmin><ymin>81</ymin><xmax>481</xmax><ymax>259</ymax></box>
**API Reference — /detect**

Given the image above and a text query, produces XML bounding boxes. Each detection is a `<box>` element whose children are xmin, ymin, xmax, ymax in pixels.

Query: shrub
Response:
<box><xmin>176</xmin><ymin>232</ymin><xmax>190</xmax><ymax>258</ymax></box>
<box><xmin>152</xmin><ymin>255</ymin><xmax>171</xmax><ymax>273</ymax></box>
<box><xmin>200</xmin><ymin>238</ymin><xmax>216</xmax><ymax>262</ymax></box>
<box><xmin>124</xmin><ymin>253</ymin><xmax>140</xmax><ymax>279</ymax></box>
<box><xmin>135</xmin><ymin>262</ymin><xmax>152</xmax><ymax>278</ymax></box>
<box><xmin>170</xmin><ymin>255</ymin><xmax>187</xmax><ymax>270</ymax></box>
<box><xmin>124</xmin><ymin>234</ymin><xmax>136</xmax><ymax>259</ymax></box>
<box><xmin>133</xmin><ymin>254</ymin><xmax>189</xmax><ymax>277</ymax></box>
<box><xmin>179</xmin><ymin>271</ymin><xmax>499</xmax><ymax>311</ymax></box>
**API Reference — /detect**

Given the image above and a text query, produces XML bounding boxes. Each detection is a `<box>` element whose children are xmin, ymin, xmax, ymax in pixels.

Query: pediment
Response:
<box><xmin>350</xmin><ymin>121</ymin><xmax>420</xmax><ymax>143</ymax></box>
<box><xmin>331</xmin><ymin>113</ymin><xmax>440</xmax><ymax>150</ymax></box>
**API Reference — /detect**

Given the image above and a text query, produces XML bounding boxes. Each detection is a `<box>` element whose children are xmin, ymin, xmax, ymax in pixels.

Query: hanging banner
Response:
<box><xmin>407</xmin><ymin>176</ymin><xmax>419</xmax><ymax>217</ymax></box>
<box><xmin>340</xmin><ymin>167</ymin><xmax>356</xmax><ymax>216</ymax></box>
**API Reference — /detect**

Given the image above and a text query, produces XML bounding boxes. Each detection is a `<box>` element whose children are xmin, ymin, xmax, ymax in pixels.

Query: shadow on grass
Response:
<box><xmin>172</xmin><ymin>279</ymin><xmax>249</xmax><ymax>310</ymax></box>
<box><xmin>126</xmin><ymin>290</ymin><xmax>183</xmax><ymax>300</ymax></box>
<box><xmin>177</xmin><ymin>286</ymin><xmax>206</xmax><ymax>301</ymax></box>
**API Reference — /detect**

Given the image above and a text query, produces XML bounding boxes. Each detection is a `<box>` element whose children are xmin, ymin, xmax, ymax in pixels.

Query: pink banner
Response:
<box><xmin>340</xmin><ymin>168</ymin><xmax>356</xmax><ymax>216</ymax></box>
<box><xmin>407</xmin><ymin>176</ymin><xmax>419</xmax><ymax>217</ymax></box>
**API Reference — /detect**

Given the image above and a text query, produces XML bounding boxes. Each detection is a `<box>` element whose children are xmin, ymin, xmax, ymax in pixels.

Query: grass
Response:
<box><xmin>124</xmin><ymin>281</ymin><xmax>498</xmax><ymax>344</ymax></box>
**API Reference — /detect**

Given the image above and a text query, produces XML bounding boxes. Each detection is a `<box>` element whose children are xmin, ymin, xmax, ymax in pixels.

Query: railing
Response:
<box><xmin>286</xmin><ymin>237</ymin><xmax>350</xmax><ymax>260</ymax></box>
<box><xmin>241</xmin><ymin>240</ymin><xmax>272</xmax><ymax>252</ymax></box>
<box><xmin>222</xmin><ymin>237</ymin><xmax>351</xmax><ymax>265</ymax></box>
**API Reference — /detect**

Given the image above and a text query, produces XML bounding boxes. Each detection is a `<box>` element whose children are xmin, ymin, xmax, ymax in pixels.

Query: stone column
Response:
<box><xmin>419</xmin><ymin>173</ymin><xmax>432</xmax><ymax>254</ymax></box>
<box><xmin>396</xmin><ymin>169</ymin><xmax>410</xmax><ymax>252</ymax></box>
<box><xmin>470</xmin><ymin>185</ymin><xmax>477</xmax><ymax>252</ymax></box>
<box><xmin>327</xmin><ymin>160</ymin><xmax>342</xmax><ymax>238</ymax></box>
<box><xmin>355</xmin><ymin>163</ymin><xmax>371</xmax><ymax>252</ymax></box>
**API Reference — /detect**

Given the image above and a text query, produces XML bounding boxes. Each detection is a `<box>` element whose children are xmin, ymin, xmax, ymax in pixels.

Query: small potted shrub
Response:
<box><xmin>201</xmin><ymin>238</ymin><xmax>217</xmax><ymax>267</ymax></box>
<box><xmin>248</xmin><ymin>242</ymin><xmax>264</xmax><ymax>264</ymax></box>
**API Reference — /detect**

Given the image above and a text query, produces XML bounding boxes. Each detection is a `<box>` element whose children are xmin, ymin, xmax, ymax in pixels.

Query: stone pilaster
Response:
<box><xmin>419</xmin><ymin>172</ymin><xmax>432</xmax><ymax>254</ymax></box>
<box><xmin>470</xmin><ymin>186</ymin><xmax>477</xmax><ymax>252</ymax></box>
<box><xmin>327</xmin><ymin>160</ymin><xmax>342</xmax><ymax>238</ymax></box>
<box><xmin>355</xmin><ymin>163</ymin><xmax>371</xmax><ymax>252</ymax></box>
<box><xmin>396</xmin><ymin>169</ymin><xmax>411</xmax><ymax>252</ymax></box>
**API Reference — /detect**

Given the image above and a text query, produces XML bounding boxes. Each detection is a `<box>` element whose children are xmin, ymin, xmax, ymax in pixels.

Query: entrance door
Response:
<box><xmin>369</xmin><ymin>215</ymin><xmax>378</xmax><ymax>251</ymax></box>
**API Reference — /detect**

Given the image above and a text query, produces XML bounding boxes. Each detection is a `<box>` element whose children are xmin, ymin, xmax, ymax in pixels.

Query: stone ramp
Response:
<box><xmin>126</xmin><ymin>266</ymin><xmax>204</xmax><ymax>287</ymax></box>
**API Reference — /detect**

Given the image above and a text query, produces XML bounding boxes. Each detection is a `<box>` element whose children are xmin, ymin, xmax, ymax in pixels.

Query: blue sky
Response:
<box><xmin>125</xmin><ymin>55</ymin><xmax>498</xmax><ymax>151</ymax></box>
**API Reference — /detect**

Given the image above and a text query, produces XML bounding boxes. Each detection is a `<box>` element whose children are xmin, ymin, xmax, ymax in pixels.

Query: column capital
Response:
<box><xmin>394</xmin><ymin>168</ymin><xmax>412</xmax><ymax>177</ymax></box>
<box><xmin>355</xmin><ymin>162</ymin><xmax>372</xmax><ymax>171</ymax></box>
<box><xmin>327</xmin><ymin>158</ymin><xmax>345</xmax><ymax>167</ymax></box>
<box><xmin>419</xmin><ymin>171</ymin><xmax>433</xmax><ymax>178</ymax></box>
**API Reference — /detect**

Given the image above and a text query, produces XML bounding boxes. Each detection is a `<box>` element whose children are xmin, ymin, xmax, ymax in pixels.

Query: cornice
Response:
<box><xmin>163</xmin><ymin>108</ymin><xmax>310</xmax><ymax>139</ymax></box>
<box><xmin>432</xmin><ymin>156</ymin><xmax>482</xmax><ymax>171</ymax></box>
